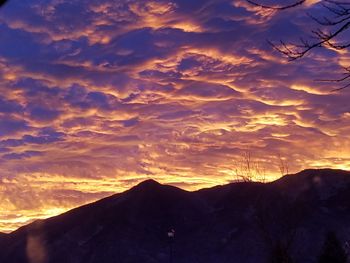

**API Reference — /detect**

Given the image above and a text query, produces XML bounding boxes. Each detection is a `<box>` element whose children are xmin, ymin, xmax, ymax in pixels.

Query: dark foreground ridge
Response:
<box><xmin>1</xmin><ymin>169</ymin><xmax>350</xmax><ymax>263</ymax></box>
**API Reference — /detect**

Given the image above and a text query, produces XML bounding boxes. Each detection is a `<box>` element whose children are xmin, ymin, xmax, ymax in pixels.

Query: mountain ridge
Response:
<box><xmin>0</xmin><ymin>168</ymin><xmax>349</xmax><ymax>263</ymax></box>
<box><xmin>5</xmin><ymin>168</ymin><xmax>350</xmax><ymax>235</ymax></box>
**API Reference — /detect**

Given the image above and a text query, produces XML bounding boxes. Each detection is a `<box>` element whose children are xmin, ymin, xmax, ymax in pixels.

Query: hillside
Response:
<box><xmin>0</xmin><ymin>169</ymin><xmax>349</xmax><ymax>263</ymax></box>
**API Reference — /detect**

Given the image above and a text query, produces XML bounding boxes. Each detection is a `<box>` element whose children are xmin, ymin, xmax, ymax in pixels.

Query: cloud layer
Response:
<box><xmin>0</xmin><ymin>0</ymin><xmax>349</xmax><ymax>232</ymax></box>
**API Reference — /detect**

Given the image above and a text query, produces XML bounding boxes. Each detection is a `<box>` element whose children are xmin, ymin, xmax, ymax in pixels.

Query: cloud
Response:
<box><xmin>0</xmin><ymin>118</ymin><xmax>28</xmax><ymax>136</ymax></box>
<box><xmin>0</xmin><ymin>96</ymin><xmax>23</xmax><ymax>114</ymax></box>
<box><xmin>176</xmin><ymin>82</ymin><xmax>240</xmax><ymax>100</ymax></box>
<box><xmin>3</xmin><ymin>150</ymin><xmax>43</xmax><ymax>160</ymax></box>
<box><xmin>28</xmin><ymin>106</ymin><xmax>61</xmax><ymax>122</ymax></box>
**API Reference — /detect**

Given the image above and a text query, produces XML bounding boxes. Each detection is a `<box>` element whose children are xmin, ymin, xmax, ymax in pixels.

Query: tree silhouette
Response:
<box><xmin>232</xmin><ymin>151</ymin><xmax>266</xmax><ymax>182</ymax></box>
<box><xmin>247</xmin><ymin>0</ymin><xmax>350</xmax><ymax>90</ymax></box>
<box><xmin>318</xmin><ymin>231</ymin><xmax>347</xmax><ymax>263</ymax></box>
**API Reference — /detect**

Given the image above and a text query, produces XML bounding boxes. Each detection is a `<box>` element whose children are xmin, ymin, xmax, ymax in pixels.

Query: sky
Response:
<box><xmin>0</xmin><ymin>0</ymin><xmax>349</xmax><ymax>232</ymax></box>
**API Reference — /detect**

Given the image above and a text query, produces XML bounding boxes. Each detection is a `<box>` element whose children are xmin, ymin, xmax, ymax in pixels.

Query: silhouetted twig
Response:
<box><xmin>247</xmin><ymin>0</ymin><xmax>350</xmax><ymax>90</ymax></box>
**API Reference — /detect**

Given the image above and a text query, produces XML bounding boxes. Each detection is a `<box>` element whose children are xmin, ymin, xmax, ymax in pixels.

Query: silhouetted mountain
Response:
<box><xmin>0</xmin><ymin>232</ymin><xmax>6</xmax><ymax>241</ymax></box>
<box><xmin>0</xmin><ymin>169</ymin><xmax>349</xmax><ymax>263</ymax></box>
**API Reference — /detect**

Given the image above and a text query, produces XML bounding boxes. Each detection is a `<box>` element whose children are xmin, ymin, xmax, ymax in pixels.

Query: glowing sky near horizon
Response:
<box><xmin>0</xmin><ymin>0</ymin><xmax>349</xmax><ymax>232</ymax></box>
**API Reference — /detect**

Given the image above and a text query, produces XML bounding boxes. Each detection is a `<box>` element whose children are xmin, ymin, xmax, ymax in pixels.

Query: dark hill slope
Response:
<box><xmin>0</xmin><ymin>169</ymin><xmax>349</xmax><ymax>263</ymax></box>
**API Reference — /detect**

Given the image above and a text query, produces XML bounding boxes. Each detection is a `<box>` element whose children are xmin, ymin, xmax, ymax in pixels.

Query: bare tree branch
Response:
<box><xmin>232</xmin><ymin>151</ymin><xmax>266</xmax><ymax>182</ymax></box>
<box><xmin>277</xmin><ymin>154</ymin><xmax>289</xmax><ymax>176</ymax></box>
<box><xmin>247</xmin><ymin>0</ymin><xmax>350</xmax><ymax>90</ymax></box>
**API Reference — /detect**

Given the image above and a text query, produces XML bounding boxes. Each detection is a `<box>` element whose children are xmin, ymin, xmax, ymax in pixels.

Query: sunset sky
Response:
<box><xmin>0</xmin><ymin>0</ymin><xmax>349</xmax><ymax>232</ymax></box>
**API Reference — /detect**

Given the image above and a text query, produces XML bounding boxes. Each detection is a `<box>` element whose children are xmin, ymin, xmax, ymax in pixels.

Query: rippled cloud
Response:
<box><xmin>0</xmin><ymin>0</ymin><xmax>349</xmax><ymax>232</ymax></box>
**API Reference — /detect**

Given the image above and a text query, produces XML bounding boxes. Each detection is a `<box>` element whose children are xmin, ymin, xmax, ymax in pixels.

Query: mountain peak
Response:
<box><xmin>135</xmin><ymin>179</ymin><xmax>162</xmax><ymax>188</ymax></box>
<box><xmin>129</xmin><ymin>179</ymin><xmax>164</xmax><ymax>193</ymax></box>
<box><xmin>127</xmin><ymin>179</ymin><xmax>189</xmax><ymax>201</ymax></box>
